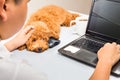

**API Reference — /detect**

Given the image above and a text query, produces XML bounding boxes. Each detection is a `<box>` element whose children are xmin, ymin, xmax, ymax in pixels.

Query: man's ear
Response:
<box><xmin>0</xmin><ymin>4</ymin><xmax>7</xmax><ymax>21</ymax></box>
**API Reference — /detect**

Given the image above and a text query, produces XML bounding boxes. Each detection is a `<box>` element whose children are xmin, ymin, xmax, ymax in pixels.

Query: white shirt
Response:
<box><xmin>0</xmin><ymin>42</ymin><xmax>47</xmax><ymax>80</ymax></box>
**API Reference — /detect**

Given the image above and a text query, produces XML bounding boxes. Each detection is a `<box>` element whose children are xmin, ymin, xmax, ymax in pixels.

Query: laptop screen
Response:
<box><xmin>87</xmin><ymin>0</ymin><xmax>120</xmax><ymax>41</ymax></box>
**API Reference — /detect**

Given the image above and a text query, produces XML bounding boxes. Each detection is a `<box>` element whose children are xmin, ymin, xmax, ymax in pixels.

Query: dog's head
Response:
<box><xmin>26</xmin><ymin>21</ymin><xmax>51</xmax><ymax>52</ymax></box>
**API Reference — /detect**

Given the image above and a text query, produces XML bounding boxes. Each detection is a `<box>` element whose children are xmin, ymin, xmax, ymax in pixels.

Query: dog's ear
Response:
<box><xmin>18</xmin><ymin>44</ymin><xmax>27</xmax><ymax>50</ymax></box>
<box><xmin>48</xmin><ymin>30</ymin><xmax>59</xmax><ymax>39</ymax></box>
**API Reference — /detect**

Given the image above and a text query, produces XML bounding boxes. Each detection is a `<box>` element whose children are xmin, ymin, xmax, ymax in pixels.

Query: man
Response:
<box><xmin>0</xmin><ymin>0</ymin><xmax>47</xmax><ymax>80</ymax></box>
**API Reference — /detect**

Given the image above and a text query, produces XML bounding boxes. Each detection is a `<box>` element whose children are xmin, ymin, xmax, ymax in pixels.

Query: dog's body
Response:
<box><xmin>19</xmin><ymin>5</ymin><xmax>79</xmax><ymax>52</ymax></box>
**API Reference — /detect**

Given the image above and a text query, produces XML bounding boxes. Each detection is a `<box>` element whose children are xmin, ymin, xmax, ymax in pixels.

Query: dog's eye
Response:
<box><xmin>41</xmin><ymin>38</ymin><xmax>45</xmax><ymax>41</ymax></box>
<box><xmin>32</xmin><ymin>38</ymin><xmax>36</xmax><ymax>42</ymax></box>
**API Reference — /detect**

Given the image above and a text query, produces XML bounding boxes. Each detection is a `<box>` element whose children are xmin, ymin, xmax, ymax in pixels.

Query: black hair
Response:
<box><xmin>14</xmin><ymin>0</ymin><xmax>22</xmax><ymax>4</ymax></box>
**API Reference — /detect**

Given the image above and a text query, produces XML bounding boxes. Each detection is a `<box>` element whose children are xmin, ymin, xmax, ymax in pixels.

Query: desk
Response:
<box><xmin>12</xmin><ymin>15</ymin><xmax>119</xmax><ymax>80</ymax></box>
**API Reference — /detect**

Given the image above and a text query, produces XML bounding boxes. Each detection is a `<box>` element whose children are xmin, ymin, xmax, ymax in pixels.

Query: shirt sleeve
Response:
<box><xmin>0</xmin><ymin>42</ymin><xmax>11</xmax><ymax>58</ymax></box>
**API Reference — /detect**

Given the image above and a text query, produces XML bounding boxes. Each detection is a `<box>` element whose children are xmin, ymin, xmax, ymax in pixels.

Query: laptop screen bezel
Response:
<box><xmin>86</xmin><ymin>0</ymin><xmax>119</xmax><ymax>42</ymax></box>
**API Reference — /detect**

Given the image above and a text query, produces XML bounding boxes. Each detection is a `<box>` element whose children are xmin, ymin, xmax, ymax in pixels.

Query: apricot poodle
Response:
<box><xmin>18</xmin><ymin>5</ymin><xmax>79</xmax><ymax>53</ymax></box>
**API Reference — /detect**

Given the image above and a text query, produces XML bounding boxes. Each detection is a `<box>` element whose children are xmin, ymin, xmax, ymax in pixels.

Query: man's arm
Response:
<box><xmin>89</xmin><ymin>60</ymin><xmax>112</xmax><ymax>80</ymax></box>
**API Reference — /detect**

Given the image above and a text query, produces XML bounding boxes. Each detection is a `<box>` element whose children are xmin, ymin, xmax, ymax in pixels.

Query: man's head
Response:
<box><xmin>0</xmin><ymin>0</ymin><xmax>30</xmax><ymax>39</ymax></box>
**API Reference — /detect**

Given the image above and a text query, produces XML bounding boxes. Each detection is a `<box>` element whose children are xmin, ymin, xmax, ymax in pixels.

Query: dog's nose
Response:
<box><xmin>37</xmin><ymin>48</ymin><xmax>42</xmax><ymax>53</ymax></box>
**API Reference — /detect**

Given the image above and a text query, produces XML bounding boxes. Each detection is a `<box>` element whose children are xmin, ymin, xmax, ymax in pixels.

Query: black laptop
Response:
<box><xmin>58</xmin><ymin>0</ymin><xmax>120</xmax><ymax>76</ymax></box>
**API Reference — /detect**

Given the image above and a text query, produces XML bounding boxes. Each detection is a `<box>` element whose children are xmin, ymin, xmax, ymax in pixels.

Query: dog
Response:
<box><xmin>18</xmin><ymin>5</ymin><xmax>79</xmax><ymax>53</ymax></box>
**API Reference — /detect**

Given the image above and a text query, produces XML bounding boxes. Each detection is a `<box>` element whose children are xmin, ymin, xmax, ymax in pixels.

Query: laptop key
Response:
<box><xmin>72</xmin><ymin>38</ymin><xmax>104</xmax><ymax>53</ymax></box>
<box><xmin>71</xmin><ymin>38</ymin><xmax>86</xmax><ymax>47</ymax></box>
<box><xmin>82</xmin><ymin>39</ymin><xmax>104</xmax><ymax>53</ymax></box>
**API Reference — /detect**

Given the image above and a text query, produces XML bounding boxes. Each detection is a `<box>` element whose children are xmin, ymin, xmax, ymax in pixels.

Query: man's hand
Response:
<box><xmin>4</xmin><ymin>26</ymin><xmax>34</xmax><ymax>51</ymax></box>
<box><xmin>98</xmin><ymin>42</ymin><xmax>120</xmax><ymax>66</ymax></box>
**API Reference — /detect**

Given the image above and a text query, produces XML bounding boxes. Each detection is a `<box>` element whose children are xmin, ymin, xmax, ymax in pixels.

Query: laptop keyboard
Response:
<box><xmin>72</xmin><ymin>38</ymin><xmax>104</xmax><ymax>53</ymax></box>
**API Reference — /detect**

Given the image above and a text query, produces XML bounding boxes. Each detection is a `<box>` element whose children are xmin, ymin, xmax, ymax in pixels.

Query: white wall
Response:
<box><xmin>27</xmin><ymin>0</ymin><xmax>92</xmax><ymax>17</ymax></box>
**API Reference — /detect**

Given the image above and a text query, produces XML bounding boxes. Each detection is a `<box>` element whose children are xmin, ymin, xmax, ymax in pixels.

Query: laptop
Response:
<box><xmin>58</xmin><ymin>0</ymin><xmax>120</xmax><ymax>76</ymax></box>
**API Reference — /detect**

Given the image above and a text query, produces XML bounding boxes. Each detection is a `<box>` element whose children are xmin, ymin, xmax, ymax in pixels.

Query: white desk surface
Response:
<box><xmin>12</xmin><ymin>14</ymin><xmax>119</xmax><ymax>80</ymax></box>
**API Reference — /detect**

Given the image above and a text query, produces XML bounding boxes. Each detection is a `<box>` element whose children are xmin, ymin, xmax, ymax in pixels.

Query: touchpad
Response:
<box><xmin>75</xmin><ymin>49</ymin><xmax>97</xmax><ymax>65</ymax></box>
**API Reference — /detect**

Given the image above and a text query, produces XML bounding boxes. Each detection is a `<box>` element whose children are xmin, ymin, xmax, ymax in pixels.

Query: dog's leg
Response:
<box><xmin>18</xmin><ymin>44</ymin><xmax>27</xmax><ymax>50</ymax></box>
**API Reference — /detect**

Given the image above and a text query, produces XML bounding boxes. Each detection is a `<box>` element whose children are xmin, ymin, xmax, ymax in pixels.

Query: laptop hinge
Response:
<box><xmin>116</xmin><ymin>39</ymin><xmax>120</xmax><ymax>44</ymax></box>
<box><xmin>85</xmin><ymin>34</ymin><xmax>110</xmax><ymax>43</ymax></box>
